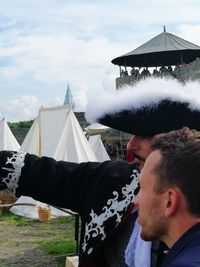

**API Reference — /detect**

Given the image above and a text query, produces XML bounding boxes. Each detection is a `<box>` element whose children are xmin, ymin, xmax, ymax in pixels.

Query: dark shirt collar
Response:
<box><xmin>161</xmin><ymin>222</ymin><xmax>200</xmax><ymax>266</ymax></box>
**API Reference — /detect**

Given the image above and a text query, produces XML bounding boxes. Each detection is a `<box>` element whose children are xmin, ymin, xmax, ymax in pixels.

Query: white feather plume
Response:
<box><xmin>85</xmin><ymin>77</ymin><xmax>200</xmax><ymax>123</ymax></box>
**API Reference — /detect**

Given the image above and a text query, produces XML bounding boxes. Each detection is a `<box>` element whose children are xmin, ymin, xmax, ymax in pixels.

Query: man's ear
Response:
<box><xmin>164</xmin><ymin>189</ymin><xmax>179</xmax><ymax>217</ymax></box>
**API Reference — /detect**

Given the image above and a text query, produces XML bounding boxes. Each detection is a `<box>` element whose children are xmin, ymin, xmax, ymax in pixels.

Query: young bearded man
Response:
<box><xmin>134</xmin><ymin>127</ymin><xmax>200</xmax><ymax>267</ymax></box>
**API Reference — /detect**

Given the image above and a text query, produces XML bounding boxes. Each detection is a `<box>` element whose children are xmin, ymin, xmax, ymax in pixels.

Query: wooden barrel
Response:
<box><xmin>38</xmin><ymin>206</ymin><xmax>52</xmax><ymax>223</ymax></box>
<box><xmin>0</xmin><ymin>191</ymin><xmax>16</xmax><ymax>212</ymax></box>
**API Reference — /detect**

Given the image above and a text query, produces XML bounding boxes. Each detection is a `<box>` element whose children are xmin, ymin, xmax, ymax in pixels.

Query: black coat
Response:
<box><xmin>0</xmin><ymin>151</ymin><xmax>139</xmax><ymax>267</ymax></box>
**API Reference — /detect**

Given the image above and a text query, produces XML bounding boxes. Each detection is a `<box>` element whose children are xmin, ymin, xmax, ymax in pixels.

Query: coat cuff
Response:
<box><xmin>0</xmin><ymin>151</ymin><xmax>26</xmax><ymax>195</ymax></box>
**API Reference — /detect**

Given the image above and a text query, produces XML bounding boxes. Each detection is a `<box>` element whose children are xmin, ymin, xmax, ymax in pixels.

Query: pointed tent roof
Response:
<box><xmin>63</xmin><ymin>83</ymin><xmax>75</xmax><ymax>109</ymax></box>
<box><xmin>112</xmin><ymin>27</ymin><xmax>200</xmax><ymax>67</ymax></box>
<box><xmin>84</xmin><ymin>123</ymin><xmax>110</xmax><ymax>135</ymax></box>
<box><xmin>0</xmin><ymin>118</ymin><xmax>20</xmax><ymax>150</ymax></box>
<box><xmin>20</xmin><ymin>105</ymin><xmax>96</xmax><ymax>162</ymax></box>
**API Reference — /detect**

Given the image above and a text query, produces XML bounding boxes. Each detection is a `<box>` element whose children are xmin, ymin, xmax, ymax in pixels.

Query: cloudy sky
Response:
<box><xmin>0</xmin><ymin>0</ymin><xmax>200</xmax><ymax>122</ymax></box>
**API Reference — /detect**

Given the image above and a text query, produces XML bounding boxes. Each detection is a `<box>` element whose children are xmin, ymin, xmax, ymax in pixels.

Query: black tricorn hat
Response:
<box><xmin>85</xmin><ymin>78</ymin><xmax>200</xmax><ymax>137</ymax></box>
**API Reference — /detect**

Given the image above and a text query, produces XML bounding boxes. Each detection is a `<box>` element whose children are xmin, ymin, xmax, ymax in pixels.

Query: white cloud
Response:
<box><xmin>0</xmin><ymin>96</ymin><xmax>41</xmax><ymax>122</ymax></box>
<box><xmin>74</xmin><ymin>89</ymin><xmax>88</xmax><ymax>111</ymax></box>
<box><xmin>0</xmin><ymin>0</ymin><xmax>200</xmax><ymax>121</ymax></box>
<box><xmin>178</xmin><ymin>24</ymin><xmax>200</xmax><ymax>45</ymax></box>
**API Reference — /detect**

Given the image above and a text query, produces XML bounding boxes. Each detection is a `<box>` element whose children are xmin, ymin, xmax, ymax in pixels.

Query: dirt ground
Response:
<box><xmin>0</xmin><ymin>215</ymin><xmax>71</xmax><ymax>267</ymax></box>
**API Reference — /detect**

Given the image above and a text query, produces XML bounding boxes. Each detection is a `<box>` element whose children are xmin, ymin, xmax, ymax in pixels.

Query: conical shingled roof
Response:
<box><xmin>112</xmin><ymin>27</ymin><xmax>200</xmax><ymax>67</ymax></box>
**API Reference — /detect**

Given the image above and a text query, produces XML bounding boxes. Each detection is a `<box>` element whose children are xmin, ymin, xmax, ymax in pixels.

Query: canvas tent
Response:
<box><xmin>85</xmin><ymin>123</ymin><xmax>110</xmax><ymax>161</ymax></box>
<box><xmin>20</xmin><ymin>105</ymin><xmax>97</xmax><ymax>162</ymax></box>
<box><xmin>84</xmin><ymin>122</ymin><xmax>110</xmax><ymax>135</ymax></box>
<box><xmin>0</xmin><ymin>118</ymin><xmax>20</xmax><ymax>151</ymax></box>
<box><xmin>89</xmin><ymin>135</ymin><xmax>110</xmax><ymax>162</ymax></box>
<box><xmin>11</xmin><ymin>105</ymin><xmax>97</xmax><ymax>218</ymax></box>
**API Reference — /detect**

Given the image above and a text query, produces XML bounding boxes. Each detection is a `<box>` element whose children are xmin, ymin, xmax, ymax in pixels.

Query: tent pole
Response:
<box><xmin>38</xmin><ymin>107</ymin><xmax>42</xmax><ymax>157</ymax></box>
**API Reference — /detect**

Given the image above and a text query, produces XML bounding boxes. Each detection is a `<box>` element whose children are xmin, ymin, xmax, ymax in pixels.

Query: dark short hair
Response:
<box><xmin>151</xmin><ymin>127</ymin><xmax>200</xmax><ymax>217</ymax></box>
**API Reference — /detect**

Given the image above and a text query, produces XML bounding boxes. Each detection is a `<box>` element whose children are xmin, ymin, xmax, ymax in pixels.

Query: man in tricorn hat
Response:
<box><xmin>1</xmin><ymin>78</ymin><xmax>200</xmax><ymax>267</ymax></box>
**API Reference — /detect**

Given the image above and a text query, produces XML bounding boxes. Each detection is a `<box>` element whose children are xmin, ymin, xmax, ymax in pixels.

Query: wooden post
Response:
<box><xmin>65</xmin><ymin>256</ymin><xmax>79</xmax><ymax>267</ymax></box>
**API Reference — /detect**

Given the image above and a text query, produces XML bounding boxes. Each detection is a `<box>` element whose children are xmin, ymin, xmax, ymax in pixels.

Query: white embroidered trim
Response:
<box><xmin>2</xmin><ymin>152</ymin><xmax>26</xmax><ymax>194</ymax></box>
<box><xmin>82</xmin><ymin>169</ymin><xmax>139</xmax><ymax>254</ymax></box>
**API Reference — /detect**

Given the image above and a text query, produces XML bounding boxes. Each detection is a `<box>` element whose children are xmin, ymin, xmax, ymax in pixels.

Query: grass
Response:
<box><xmin>0</xmin><ymin>211</ymin><xmax>78</xmax><ymax>266</ymax></box>
<box><xmin>0</xmin><ymin>210</ymin><xmax>35</xmax><ymax>226</ymax></box>
<box><xmin>38</xmin><ymin>215</ymin><xmax>77</xmax><ymax>266</ymax></box>
<box><xmin>39</xmin><ymin>239</ymin><xmax>76</xmax><ymax>266</ymax></box>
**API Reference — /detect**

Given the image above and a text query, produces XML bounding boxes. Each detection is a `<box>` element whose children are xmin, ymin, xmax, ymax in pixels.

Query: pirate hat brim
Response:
<box><xmin>85</xmin><ymin>78</ymin><xmax>200</xmax><ymax>137</ymax></box>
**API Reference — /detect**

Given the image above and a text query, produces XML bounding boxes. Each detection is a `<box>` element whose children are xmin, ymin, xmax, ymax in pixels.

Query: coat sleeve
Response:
<box><xmin>0</xmin><ymin>151</ymin><xmax>139</xmax><ymax>215</ymax></box>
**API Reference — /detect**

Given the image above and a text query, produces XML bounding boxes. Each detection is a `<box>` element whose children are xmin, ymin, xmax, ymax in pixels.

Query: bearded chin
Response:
<box><xmin>140</xmin><ymin>220</ymin><xmax>167</xmax><ymax>242</ymax></box>
<box><xmin>140</xmin><ymin>231</ymin><xmax>158</xmax><ymax>242</ymax></box>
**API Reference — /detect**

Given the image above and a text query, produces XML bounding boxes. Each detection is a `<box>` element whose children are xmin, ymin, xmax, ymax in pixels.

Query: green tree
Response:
<box><xmin>8</xmin><ymin>120</ymin><xmax>34</xmax><ymax>129</ymax></box>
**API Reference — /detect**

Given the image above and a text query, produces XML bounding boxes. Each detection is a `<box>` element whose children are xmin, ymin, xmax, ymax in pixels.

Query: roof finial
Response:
<box><xmin>163</xmin><ymin>25</ymin><xmax>166</xmax><ymax>32</ymax></box>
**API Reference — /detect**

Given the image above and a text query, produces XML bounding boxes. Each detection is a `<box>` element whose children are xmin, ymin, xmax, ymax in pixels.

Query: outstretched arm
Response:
<box><xmin>0</xmin><ymin>151</ymin><xmax>138</xmax><ymax>216</ymax></box>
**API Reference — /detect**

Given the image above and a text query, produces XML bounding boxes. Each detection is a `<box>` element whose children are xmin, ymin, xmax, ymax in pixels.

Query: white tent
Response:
<box><xmin>11</xmin><ymin>105</ymin><xmax>97</xmax><ymax>218</ymax></box>
<box><xmin>11</xmin><ymin>197</ymin><xmax>70</xmax><ymax>219</ymax></box>
<box><xmin>0</xmin><ymin>118</ymin><xmax>20</xmax><ymax>151</ymax></box>
<box><xmin>20</xmin><ymin>105</ymin><xmax>97</xmax><ymax>162</ymax></box>
<box><xmin>89</xmin><ymin>135</ymin><xmax>110</xmax><ymax>162</ymax></box>
<box><xmin>84</xmin><ymin>122</ymin><xmax>110</xmax><ymax>135</ymax></box>
<box><xmin>85</xmin><ymin>123</ymin><xmax>110</xmax><ymax>162</ymax></box>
